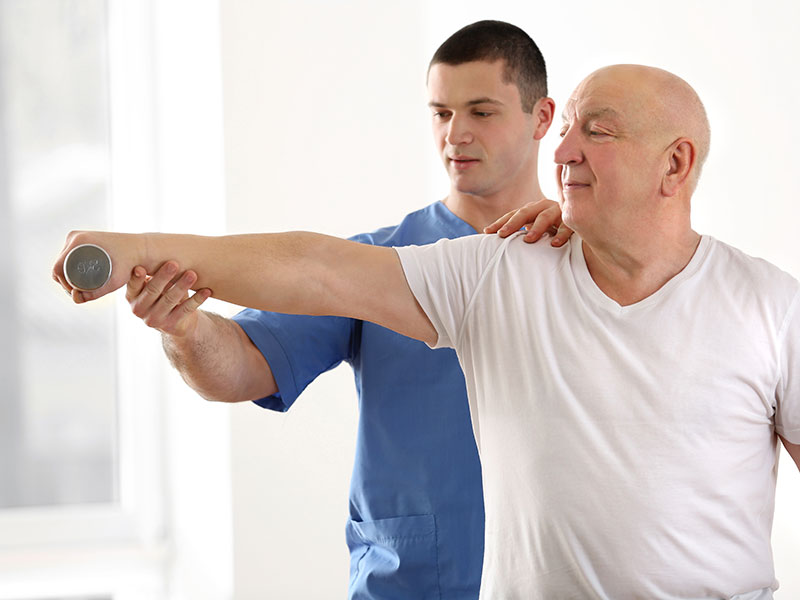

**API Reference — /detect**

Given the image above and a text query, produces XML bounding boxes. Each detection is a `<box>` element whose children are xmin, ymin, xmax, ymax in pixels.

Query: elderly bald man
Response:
<box><xmin>54</xmin><ymin>65</ymin><xmax>800</xmax><ymax>598</ymax></box>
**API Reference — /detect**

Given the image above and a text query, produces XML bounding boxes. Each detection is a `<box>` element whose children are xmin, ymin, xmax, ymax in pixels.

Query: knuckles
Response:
<box><xmin>162</xmin><ymin>292</ymin><xmax>181</xmax><ymax>306</ymax></box>
<box><xmin>143</xmin><ymin>282</ymin><xmax>163</xmax><ymax>297</ymax></box>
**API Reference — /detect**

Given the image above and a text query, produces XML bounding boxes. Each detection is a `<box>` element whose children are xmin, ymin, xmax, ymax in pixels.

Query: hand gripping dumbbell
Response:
<box><xmin>63</xmin><ymin>244</ymin><xmax>112</xmax><ymax>291</ymax></box>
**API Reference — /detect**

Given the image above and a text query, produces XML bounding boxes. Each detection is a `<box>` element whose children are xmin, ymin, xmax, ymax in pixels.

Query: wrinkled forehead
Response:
<box><xmin>561</xmin><ymin>73</ymin><xmax>649</xmax><ymax>125</ymax></box>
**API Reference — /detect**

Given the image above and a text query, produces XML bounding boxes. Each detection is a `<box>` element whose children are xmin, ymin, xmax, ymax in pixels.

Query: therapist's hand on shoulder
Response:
<box><xmin>126</xmin><ymin>262</ymin><xmax>212</xmax><ymax>338</ymax></box>
<box><xmin>484</xmin><ymin>198</ymin><xmax>573</xmax><ymax>245</ymax></box>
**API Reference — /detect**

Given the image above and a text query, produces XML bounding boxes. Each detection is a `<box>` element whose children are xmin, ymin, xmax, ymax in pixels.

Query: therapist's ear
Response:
<box><xmin>532</xmin><ymin>97</ymin><xmax>555</xmax><ymax>140</ymax></box>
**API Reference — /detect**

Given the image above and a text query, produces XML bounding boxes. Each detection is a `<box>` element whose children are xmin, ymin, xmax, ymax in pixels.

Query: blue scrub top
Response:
<box><xmin>233</xmin><ymin>201</ymin><xmax>484</xmax><ymax>599</ymax></box>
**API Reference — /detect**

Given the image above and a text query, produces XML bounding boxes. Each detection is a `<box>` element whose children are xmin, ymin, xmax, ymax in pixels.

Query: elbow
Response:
<box><xmin>198</xmin><ymin>389</ymin><xmax>238</xmax><ymax>403</ymax></box>
<box><xmin>195</xmin><ymin>385</ymin><xmax>257</xmax><ymax>404</ymax></box>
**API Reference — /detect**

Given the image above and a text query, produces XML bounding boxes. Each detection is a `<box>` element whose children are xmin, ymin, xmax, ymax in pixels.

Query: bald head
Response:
<box><xmin>556</xmin><ymin>64</ymin><xmax>713</xmax><ymax>241</ymax></box>
<box><xmin>573</xmin><ymin>65</ymin><xmax>711</xmax><ymax>190</ymax></box>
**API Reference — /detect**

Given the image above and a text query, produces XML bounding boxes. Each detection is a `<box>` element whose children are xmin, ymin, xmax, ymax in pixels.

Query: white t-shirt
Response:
<box><xmin>395</xmin><ymin>233</ymin><xmax>800</xmax><ymax>600</ymax></box>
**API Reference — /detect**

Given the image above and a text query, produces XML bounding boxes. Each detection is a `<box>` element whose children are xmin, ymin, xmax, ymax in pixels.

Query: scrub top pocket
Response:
<box><xmin>346</xmin><ymin>513</ymin><xmax>441</xmax><ymax>599</ymax></box>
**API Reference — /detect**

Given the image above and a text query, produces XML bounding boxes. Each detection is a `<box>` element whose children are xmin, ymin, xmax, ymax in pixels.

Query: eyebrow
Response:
<box><xmin>428</xmin><ymin>97</ymin><xmax>505</xmax><ymax>108</ymax></box>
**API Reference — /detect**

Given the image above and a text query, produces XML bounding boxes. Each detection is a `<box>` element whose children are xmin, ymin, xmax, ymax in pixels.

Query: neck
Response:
<box><xmin>580</xmin><ymin>216</ymin><xmax>700</xmax><ymax>306</ymax></box>
<box><xmin>443</xmin><ymin>180</ymin><xmax>545</xmax><ymax>232</ymax></box>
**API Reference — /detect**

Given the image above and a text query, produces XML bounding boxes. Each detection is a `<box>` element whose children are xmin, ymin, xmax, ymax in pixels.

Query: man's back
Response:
<box><xmin>398</xmin><ymin>233</ymin><xmax>800</xmax><ymax>598</ymax></box>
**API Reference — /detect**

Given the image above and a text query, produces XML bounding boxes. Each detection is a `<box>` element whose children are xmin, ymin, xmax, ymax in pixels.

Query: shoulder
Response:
<box><xmin>705</xmin><ymin>237</ymin><xmax>799</xmax><ymax>299</ymax></box>
<box><xmin>397</xmin><ymin>231</ymin><xmax>511</xmax><ymax>263</ymax></box>
<box><xmin>349</xmin><ymin>201</ymin><xmax>473</xmax><ymax>247</ymax></box>
<box><xmin>701</xmin><ymin>237</ymin><xmax>800</xmax><ymax>326</ymax></box>
<box><xmin>395</xmin><ymin>231</ymin><xmax>568</xmax><ymax>278</ymax></box>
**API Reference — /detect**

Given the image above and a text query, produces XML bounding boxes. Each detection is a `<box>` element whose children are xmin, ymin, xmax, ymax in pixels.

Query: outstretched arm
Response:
<box><xmin>52</xmin><ymin>230</ymin><xmax>437</xmax><ymax>345</ymax></box>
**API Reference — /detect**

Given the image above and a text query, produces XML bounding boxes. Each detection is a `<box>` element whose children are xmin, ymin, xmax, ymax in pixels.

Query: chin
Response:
<box><xmin>560</xmin><ymin>207</ymin><xmax>582</xmax><ymax>235</ymax></box>
<box><xmin>453</xmin><ymin>183</ymin><xmax>487</xmax><ymax>197</ymax></box>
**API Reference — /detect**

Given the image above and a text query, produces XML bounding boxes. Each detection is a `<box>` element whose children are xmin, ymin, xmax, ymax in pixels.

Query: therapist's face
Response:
<box><xmin>427</xmin><ymin>60</ymin><xmax>549</xmax><ymax>198</ymax></box>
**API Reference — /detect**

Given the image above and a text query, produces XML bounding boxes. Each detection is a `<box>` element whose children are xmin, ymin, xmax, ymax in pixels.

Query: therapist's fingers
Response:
<box><xmin>146</xmin><ymin>270</ymin><xmax>197</xmax><ymax>326</ymax></box>
<box><xmin>130</xmin><ymin>261</ymin><xmax>181</xmax><ymax>316</ymax></box>
<box><xmin>484</xmin><ymin>208</ymin><xmax>518</xmax><ymax>235</ymax></box>
<box><xmin>550</xmin><ymin>222</ymin><xmax>574</xmax><ymax>247</ymax></box>
<box><xmin>522</xmin><ymin>201</ymin><xmax>563</xmax><ymax>243</ymax></box>
<box><xmin>125</xmin><ymin>266</ymin><xmax>148</xmax><ymax>303</ymax></box>
<box><xmin>159</xmin><ymin>288</ymin><xmax>213</xmax><ymax>337</ymax></box>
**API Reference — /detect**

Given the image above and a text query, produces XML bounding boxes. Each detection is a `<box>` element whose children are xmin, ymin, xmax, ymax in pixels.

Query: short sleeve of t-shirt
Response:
<box><xmin>233</xmin><ymin>309</ymin><xmax>356</xmax><ymax>412</ymax></box>
<box><xmin>776</xmin><ymin>288</ymin><xmax>800</xmax><ymax>443</ymax></box>
<box><xmin>394</xmin><ymin>233</ymin><xmax>518</xmax><ymax>350</ymax></box>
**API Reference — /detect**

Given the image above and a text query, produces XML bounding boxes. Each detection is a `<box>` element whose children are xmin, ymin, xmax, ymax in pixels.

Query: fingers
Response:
<box><xmin>127</xmin><ymin>261</ymin><xmax>211</xmax><ymax>335</ymax></box>
<box><xmin>492</xmin><ymin>202</ymin><xmax>547</xmax><ymax>238</ymax></box>
<box><xmin>157</xmin><ymin>288</ymin><xmax>212</xmax><ymax>336</ymax></box>
<box><xmin>484</xmin><ymin>198</ymin><xmax>565</xmax><ymax>242</ymax></box>
<box><xmin>53</xmin><ymin>230</ymin><xmax>118</xmax><ymax>302</ymax></box>
<box><xmin>52</xmin><ymin>265</ymin><xmax>70</xmax><ymax>295</ymax></box>
<box><xmin>177</xmin><ymin>288</ymin><xmax>212</xmax><ymax>318</ymax></box>
<box><xmin>550</xmin><ymin>222</ymin><xmax>574</xmax><ymax>247</ymax></box>
<box><xmin>483</xmin><ymin>209</ymin><xmax>517</xmax><ymax>235</ymax></box>
<box><xmin>498</xmin><ymin>205</ymin><xmax>538</xmax><ymax>237</ymax></box>
<box><xmin>522</xmin><ymin>202</ymin><xmax>562</xmax><ymax>243</ymax></box>
<box><xmin>483</xmin><ymin>195</ymin><xmax>571</xmax><ymax>247</ymax></box>
<box><xmin>126</xmin><ymin>266</ymin><xmax>148</xmax><ymax>303</ymax></box>
<box><xmin>52</xmin><ymin>231</ymin><xmax>79</xmax><ymax>295</ymax></box>
<box><xmin>130</xmin><ymin>261</ymin><xmax>181</xmax><ymax>316</ymax></box>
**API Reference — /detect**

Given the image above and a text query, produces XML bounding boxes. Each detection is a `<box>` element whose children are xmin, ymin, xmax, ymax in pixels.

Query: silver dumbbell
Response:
<box><xmin>64</xmin><ymin>244</ymin><xmax>112</xmax><ymax>291</ymax></box>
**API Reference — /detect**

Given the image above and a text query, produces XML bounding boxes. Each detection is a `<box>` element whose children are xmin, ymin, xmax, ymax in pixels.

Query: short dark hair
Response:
<box><xmin>429</xmin><ymin>20</ymin><xmax>548</xmax><ymax>113</ymax></box>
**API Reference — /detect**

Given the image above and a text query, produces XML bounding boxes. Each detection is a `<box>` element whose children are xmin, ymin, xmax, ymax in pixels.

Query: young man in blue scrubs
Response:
<box><xmin>123</xmin><ymin>21</ymin><xmax>565</xmax><ymax>598</ymax></box>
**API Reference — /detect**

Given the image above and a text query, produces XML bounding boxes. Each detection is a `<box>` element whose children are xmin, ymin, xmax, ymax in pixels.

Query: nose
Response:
<box><xmin>554</xmin><ymin>126</ymin><xmax>582</xmax><ymax>166</ymax></box>
<box><xmin>445</xmin><ymin>113</ymin><xmax>473</xmax><ymax>147</ymax></box>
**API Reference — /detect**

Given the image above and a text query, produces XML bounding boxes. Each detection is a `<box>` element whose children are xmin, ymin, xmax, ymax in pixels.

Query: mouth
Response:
<box><xmin>449</xmin><ymin>156</ymin><xmax>480</xmax><ymax>171</ymax></box>
<box><xmin>562</xmin><ymin>181</ymin><xmax>590</xmax><ymax>192</ymax></box>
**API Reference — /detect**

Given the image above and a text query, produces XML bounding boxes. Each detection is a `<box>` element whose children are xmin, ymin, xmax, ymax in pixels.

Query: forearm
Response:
<box><xmin>56</xmin><ymin>228</ymin><xmax>435</xmax><ymax>343</ymax></box>
<box><xmin>144</xmin><ymin>232</ymin><xmax>328</xmax><ymax>311</ymax></box>
<box><xmin>63</xmin><ymin>230</ymin><xmax>354</xmax><ymax>314</ymax></box>
<box><xmin>162</xmin><ymin>310</ymin><xmax>277</xmax><ymax>402</ymax></box>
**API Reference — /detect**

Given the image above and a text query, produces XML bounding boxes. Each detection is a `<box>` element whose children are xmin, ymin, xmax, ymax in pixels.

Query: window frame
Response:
<box><xmin>0</xmin><ymin>1</ymin><xmax>231</xmax><ymax>598</ymax></box>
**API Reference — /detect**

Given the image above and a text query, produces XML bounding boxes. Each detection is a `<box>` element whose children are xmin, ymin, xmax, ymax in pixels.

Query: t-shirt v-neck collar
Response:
<box><xmin>570</xmin><ymin>235</ymin><xmax>712</xmax><ymax>315</ymax></box>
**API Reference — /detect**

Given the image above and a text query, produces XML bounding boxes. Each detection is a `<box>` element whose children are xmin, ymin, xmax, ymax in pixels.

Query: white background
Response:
<box><xmin>219</xmin><ymin>1</ymin><xmax>800</xmax><ymax>597</ymax></box>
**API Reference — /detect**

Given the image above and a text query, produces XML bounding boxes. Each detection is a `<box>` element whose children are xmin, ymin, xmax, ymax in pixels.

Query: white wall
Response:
<box><xmin>221</xmin><ymin>1</ymin><xmax>800</xmax><ymax>597</ymax></box>
<box><xmin>221</xmin><ymin>1</ymin><xmax>429</xmax><ymax>598</ymax></box>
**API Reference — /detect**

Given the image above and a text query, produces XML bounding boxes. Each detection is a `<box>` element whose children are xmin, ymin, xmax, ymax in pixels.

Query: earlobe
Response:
<box><xmin>661</xmin><ymin>139</ymin><xmax>696</xmax><ymax>197</ymax></box>
<box><xmin>533</xmin><ymin>97</ymin><xmax>556</xmax><ymax>140</ymax></box>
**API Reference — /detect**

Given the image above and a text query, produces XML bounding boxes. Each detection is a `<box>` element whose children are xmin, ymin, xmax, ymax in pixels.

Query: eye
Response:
<box><xmin>432</xmin><ymin>111</ymin><xmax>451</xmax><ymax>120</ymax></box>
<box><xmin>587</xmin><ymin>123</ymin><xmax>614</xmax><ymax>137</ymax></box>
<box><xmin>473</xmin><ymin>111</ymin><xmax>492</xmax><ymax>118</ymax></box>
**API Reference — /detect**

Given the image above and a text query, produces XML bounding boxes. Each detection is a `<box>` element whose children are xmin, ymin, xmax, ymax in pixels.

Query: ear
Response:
<box><xmin>532</xmin><ymin>97</ymin><xmax>556</xmax><ymax>140</ymax></box>
<box><xmin>661</xmin><ymin>139</ymin><xmax>696</xmax><ymax>197</ymax></box>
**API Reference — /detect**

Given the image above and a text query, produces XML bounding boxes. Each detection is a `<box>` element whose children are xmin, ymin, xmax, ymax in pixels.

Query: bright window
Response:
<box><xmin>0</xmin><ymin>2</ymin><xmax>231</xmax><ymax>598</ymax></box>
<box><xmin>0</xmin><ymin>0</ymin><xmax>118</xmax><ymax>512</ymax></box>
<box><xmin>0</xmin><ymin>2</ymin><xmax>166</xmax><ymax>598</ymax></box>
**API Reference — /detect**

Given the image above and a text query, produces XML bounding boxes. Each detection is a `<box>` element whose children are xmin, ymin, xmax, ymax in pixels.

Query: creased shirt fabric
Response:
<box><xmin>395</xmin><ymin>232</ymin><xmax>799</xmax><ymax>599</ymax></box>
